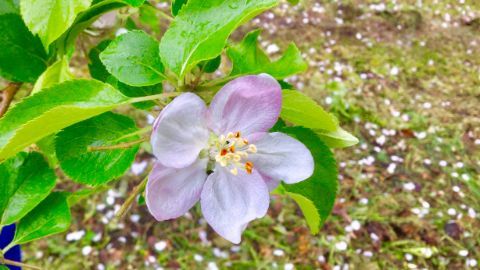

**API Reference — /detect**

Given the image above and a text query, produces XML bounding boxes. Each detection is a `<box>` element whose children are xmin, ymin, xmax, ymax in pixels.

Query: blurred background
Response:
<box><xmin>12</xmin><ymin>0</ymin><xmax>480</xmax><ymax>269</ymax></box>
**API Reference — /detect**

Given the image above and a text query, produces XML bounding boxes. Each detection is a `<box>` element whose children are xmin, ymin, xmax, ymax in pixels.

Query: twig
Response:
<box><xmin>116</xmin><ymin>176</ymin><xmax>148</xmax><ymax>218</ymax></box>
<box><xmin>87</xmin><ymin>137</ymin><xmax>147</xmax><ymax>152</ymax></box>
<box><xmin>0</xmin><ymin>254</ymin><xmax>42</xmax><ymax>270</ymax></box>
<box><xmin>0</xmin><ymin>83</ymin><xmax>21</xmax><ymax>117</ymax></box>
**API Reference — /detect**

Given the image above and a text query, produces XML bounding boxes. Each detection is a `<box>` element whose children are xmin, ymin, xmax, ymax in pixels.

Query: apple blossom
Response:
<box><xmin>146</xmin><ymin>74</ymin><xmax>314</xmax><ymax>243</ymax></box>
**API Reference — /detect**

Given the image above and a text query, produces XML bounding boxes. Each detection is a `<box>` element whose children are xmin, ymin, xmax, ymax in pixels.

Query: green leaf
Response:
<box><xmin>281</xmin><ymin>90</ymin><xmax>338</xmax><ymax>132</ymax></box>
<box><xmin>88</xmin><ymin>40</ymin><xmax>162</xmax><ymax>109</ymax></box>
<box><xmin>280</xmin><ymin>127</ymin><xmax>338</xmax><ymax>234</ymax></box>
<box><xmin>159</xmin><ymin>0</ymin><xmax>278</xmax><ymax>78</ymax></box>
<box><xmin>171</xmin><ymin>0</ymin><xmax>187</xmax><ymax>16</ymax></box>
<box><xmin>0</xmin><ymin>13</ymin><xmax>47</xmax><ymax>82</ymax></box>
<box><xmin>100</xmin><ymin>30</ymin><xmax>166</xmax><ymax>86</ymax></box>
<box><xmin>316</xmin><ymin>127</ymin><xmax>359</xmax><ymax>149</ymax></box>
<box><xmin>12</xmin><ymin>192</ymin><xmax>71</xmax><ymax>245</ymax></box>
<box><xmin>0</xmin><ymin>152</ymin><xmax>56</xmax><ymax>225</ymax></box>
<box><xmin>88</xmin><ymin>39</ymin><xmax>113</xmax><ymax>82</ymax></box>
<box><xmin>56</xmin><ymin>112</ymin><xmax>140</xmax><ymax>186</ymax></box>
<box><xmin>57</xmin><ymin>0</ymin><xmax>145</xmax><ymax>53</ymax></box>
<box><xmin>287</xmin><ymin>0</ymin><xmax>299</xmax><ymax>5</ymax></box>
<box><xmin>227</xmin><ymin>29</ymin><xmax>307</xmax><ymax>78</ymax></box>
<box><xmin>20</xmin><ymin>0</ymin><xmax>92</xmax><ymax>49</ymax></box>
<box><xmin>32</xmin><ymin>57</ymin><xmax>74</xmax><ymax>94</ymax></box>
<box><xmin>0</xmin><ymin>0</ymin><xmax>19</xmax><ymax>15</ymax></box>
<box><xmin>0</xmin><ymin>79</ymin><xmax>130</xmax><ymax>162</ymax></box>
<box><xmin>139</xmin><ymin>4</ymin><xmax>160</xmax><ymax>34</ymax></box>
<box><xmin>198</xmin><ymin>55</ymin><xmax>221</xmax><ymax>73</ymax></box>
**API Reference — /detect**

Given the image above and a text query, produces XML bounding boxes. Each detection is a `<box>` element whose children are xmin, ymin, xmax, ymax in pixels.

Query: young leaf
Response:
<box><xmin>0</xmin><ymin>80</ymin><xmax>130</xmax><ymax>162</ymax></box>
<box><xmin>280</xmin><ymin>127</ymin><xmax>338</xmax><ymax>234</ymax></box>
<box><xmin>281</xmin><ymin>90</ymin><xmax>338</xmax><ymax>132</ymax></box>
<box><xmin>32</xmin><ymin>57</ymin><xmax>74</xmax><ymax>94</ymax></box>
<box><xmin>12</xmin><ymin>192</ymin><xmax>71</xmax><ymax>245</ymax></box>
<box><xmin>20</xmin><ymin>0</ymin><xmax>92</xmax><ymax>48</ymax></box>
<box><xmin>100</xmin><ymin>30</ymin><xmax>166</xmax><ymax>86</ymax></box>
<box><xmin>56</xmin><ymin>112</ymin><xmax>140</xmax><ymax>186</ymax></box>
<box><xmin>0</xmin><ymin>13</ymin><xmax>47</xmax><ymax>82</ymax></box>
<box><xmin>316</xmin><ymin>127</ymin><xmax>359</xmax><ymax>149</ymax></box>
<box><xmin>159</xmin><ymin>0</ymin><xmax>278</xmax><ymax>79</ymax></box>
<box><xmin>227</xmin><ymin>29</ymin><xmax>307</xmax><ymax>78</ymax></box>
<box><xmin>0</xmin><ymin>152</ymin><xmax>56</xmax><ymax>226</ymax></box>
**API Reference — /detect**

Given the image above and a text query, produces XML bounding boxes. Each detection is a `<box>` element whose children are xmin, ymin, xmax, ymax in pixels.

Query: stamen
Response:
<box><xmin>210</xmin><ymin>131</ymin><xmax>258</xmax><ymax>175</ymax></box>
<box><xmin>245</xmin><ymin>161</ymin><xmax>253</xmax><ymax>174</ymax></box>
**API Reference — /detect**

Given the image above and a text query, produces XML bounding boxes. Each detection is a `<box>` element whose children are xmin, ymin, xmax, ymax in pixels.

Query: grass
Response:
<box><xmin>17</xmin><ymin>0</ymin><xmax>480</xmax><ymax>269</ymax></box>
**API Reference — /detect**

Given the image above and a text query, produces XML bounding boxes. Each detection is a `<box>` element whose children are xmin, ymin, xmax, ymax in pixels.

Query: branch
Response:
<box><xmin>0</xmin><ymin>83</ymin><xmax>21</xmax><ymax>117</ymax></box>
<box><xmin>0</xmin><ymin>252</ymin><xmax>42</xmax><ymax>270</ymax></box>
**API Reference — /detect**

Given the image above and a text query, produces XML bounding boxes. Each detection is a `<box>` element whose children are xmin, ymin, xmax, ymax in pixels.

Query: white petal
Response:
<box><xmin>250</xmin><ymin>132</ymin><xmax>314</xmax><ymax>184</ymax></box>
<box><xmin>151</xmin><ymin>93</ymin><xmax>209</xmax><ymax>168</ymax></box>
<box><xmin>207</xmin><ymin>74</ymin><xmax>281</xmax><ymax>139</ymax></box>
<box><xmin>146</xmin><ymin>159</ymin><xmax>208</xmax><ymax>221</ymax></box>
<box><xmin>200</xmin><ymin>167</ymin><xmax>270</xmax><ymax>244</ymax></box>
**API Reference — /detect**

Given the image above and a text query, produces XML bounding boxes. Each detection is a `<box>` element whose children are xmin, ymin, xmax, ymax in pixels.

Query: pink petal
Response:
<box><xmin>151</xmin><ymin>93</ymin><xmax>209</xmax><ymax>168</ymax></box>
<box><xmin>250</xmin><ymin>132</ymin><xmax>314</xmax><ymax>184</ymax></box>
<box><xmin>146</xmin><ymin>159</ymin><xmax>208</xmax><ymax>221</ymax></box>
<box><xmin>207</xmin><ymin>74</ymin><xmax>281</xmax><ymax>139</ymax></box>
<box><xmin>200</xmin><ymin>167</ymin><xmax>270</xmax><ymax>244</ymax></box>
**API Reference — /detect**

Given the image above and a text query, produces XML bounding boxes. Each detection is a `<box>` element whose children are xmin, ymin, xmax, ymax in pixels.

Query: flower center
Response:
<box><xmin>208</xmin><ymin>131</ymin><xmax>257</xmax><ymax>175</ymax></box>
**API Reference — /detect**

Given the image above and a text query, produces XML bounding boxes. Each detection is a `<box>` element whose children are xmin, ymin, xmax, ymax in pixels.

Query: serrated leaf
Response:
<box><xmin>227</xmin><ymin>29</ymin><xmax>307</xmax><ymax>78</ymax></box>
<box><xmin>159</xmin><ymin>0</ymin><xmax>278</xmax><ymax>78</ymax></box>
<box><xmin>280</xmin><ymin>127</ymin><xmax>338</xmax><ymax>234</ymax></box>
<box><xmin>100</xmin><ymin>30</ymin><xmax>166</xmax><ymax>86</ymax></box>
<box><xmin>20</xmin><ymin>0</ymin><xmax>92</xmax><ymax>48</ymax></box>
<box><xmin>0</xmin><ymin>0</ymin><xmax>19</xmax><ymax>15</ymax></box>
<box><xmin>0</xmin><ymin>13</ymin><xmax>47</xmax><ymax>82</ymax></box>
<box><xmin>281</xmin><ymin>90</ymin><xmax>338</xmax><ymax>132</ymax></box>
<box><xmin>56</xmin><ymin>112</ymin><xmax>140</xmax><ymax>186</ymax></box>
<box><xmin>12</xmin><ymin>192</ymin><xmax>71</xmax><ymax>245</ymax></box>
<box><xmin>0</xmin><ymin>80</ymin><xmax>131</xmax><ymax>162</ymax></box>
<box><xmin>316</xmin><ymin>127</ymin><xmax>359</xmax><ymax>148</ymax></box>
<box><xmin>32</xmin><ymin>57</ymin><xmax>74</xmax><ymax>94</ymax></box>
<box><xmin>0</xmin><ymin>152</ymin><xmax>56</xmax><ymax>226</ymax></box>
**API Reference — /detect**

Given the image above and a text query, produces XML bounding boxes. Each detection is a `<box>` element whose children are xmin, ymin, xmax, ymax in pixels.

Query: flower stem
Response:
<box><xmin>87</xmin><ymin>137</ymin><xmax>147</xmax><ymax>152</ymax></box>
<box><xmin>116</xmin><ymin>176</ymin><xmax>148</xmax><ymax>218</ymax></box>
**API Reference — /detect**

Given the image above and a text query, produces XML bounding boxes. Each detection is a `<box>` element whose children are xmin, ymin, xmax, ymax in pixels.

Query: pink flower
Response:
<box><xmin>146</xmin><ymin>74</ymin><xmax>314</xmax><ymax>243</ymax></box>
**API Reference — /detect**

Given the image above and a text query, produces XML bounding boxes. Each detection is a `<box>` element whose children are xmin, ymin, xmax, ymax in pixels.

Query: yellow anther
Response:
<box><xmin>248</xmin><ymin>144</ymin><xmax>257</xmax><ymax>153</ymax></box>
